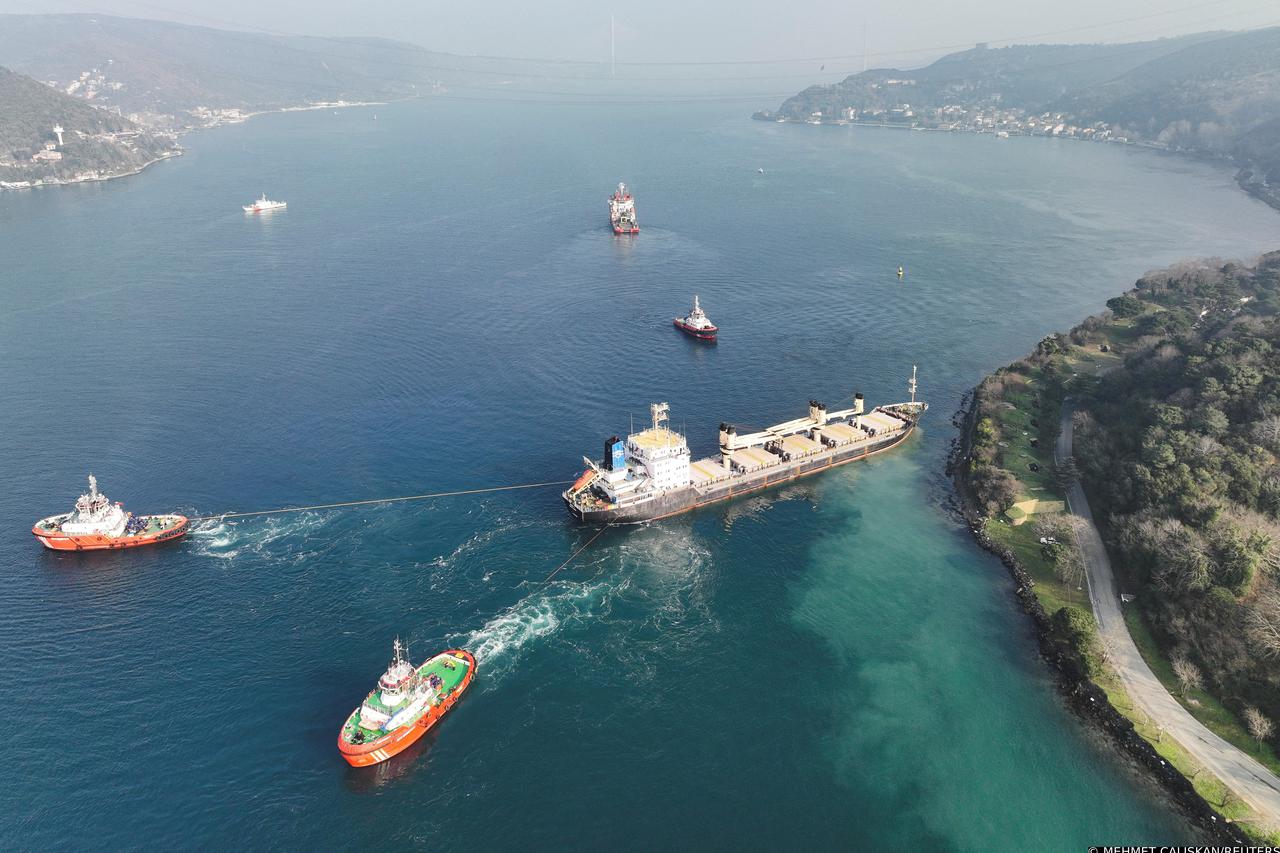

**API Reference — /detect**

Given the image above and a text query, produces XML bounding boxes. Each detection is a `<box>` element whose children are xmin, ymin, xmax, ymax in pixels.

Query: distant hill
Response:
<box><xmin>1059</xmin><ymin>27</ymin><xmax>1280</xmax><ymax>151</ymax></box>
<box><xmin>0</xmin><ymin>14</ymin><xmax>444</xmax><ymax>118</ymax></box>
<box><xmin>768</xmin><ymin>27</ymin><xmax>1280</xmax><ymax>205</ymax></box>
<box><xmin>771</xmin><ymin>34</ymin><xmax>1218</xmax><ymax>122</ymax></box>
<box><xmin>0</xmin><ymin>64</ymin><xmax>178</xmax><ymax>187</ymax></box>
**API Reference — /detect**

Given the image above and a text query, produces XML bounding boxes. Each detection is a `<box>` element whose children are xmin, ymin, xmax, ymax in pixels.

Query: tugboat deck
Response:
<box><xmin>350</xmin><ymin>654</ymin><xmax>470</xmax><ymax>733</ymax></box>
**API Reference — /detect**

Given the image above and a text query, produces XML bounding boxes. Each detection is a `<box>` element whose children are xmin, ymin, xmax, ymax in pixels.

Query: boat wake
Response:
<box><xmin>188</xmin><ymin>511</ymin><xmax>333</xmax><ymax>561</ymax></box>
<box><xmin>454</xmin><ymin>578</ymin><xmax>615</xmax><ymax>687</ymax></box>
<box><xmin>454</xmin><ymin>525</ymin><xmax>719</xmax><ymax>688</ymax></box>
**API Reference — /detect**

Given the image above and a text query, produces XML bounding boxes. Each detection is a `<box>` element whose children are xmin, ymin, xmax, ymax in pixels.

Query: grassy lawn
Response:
<box><xmin>983</xmin><ymin>517</ymin><xmax>1086</xmax><ymax>616</ymax></box>
<box><xmin>1122</xmin><ymin>607</ymin><xmax>1280</xmax><ymax>779</ymax></box>
<box><xmin>1064</xmin><ymin>343</ymin><xmax>1122</xmax><ymax>376</ymax></box>
<box><xmin>992</xmin><ymin>378</ymin><xmax>1058</xmax><ymax>494</ymax></box>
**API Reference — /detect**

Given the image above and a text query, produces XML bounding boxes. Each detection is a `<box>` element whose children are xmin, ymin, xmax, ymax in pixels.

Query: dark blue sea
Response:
<box><xmin>2</xmin><ymin>99</ymin><xmax>1277</xmax><ymax>850</ymax></box>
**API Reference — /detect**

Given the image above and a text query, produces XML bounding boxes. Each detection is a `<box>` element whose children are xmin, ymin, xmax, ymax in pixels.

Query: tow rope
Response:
<box><xmin>190</xmin><ymin>480</ymin><xmax>575</xmax><ymax>522</ymax></box>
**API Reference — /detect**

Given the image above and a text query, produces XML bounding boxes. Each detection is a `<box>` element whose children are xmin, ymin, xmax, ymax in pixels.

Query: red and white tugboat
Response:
<box><xmin>338</xmin><ymin>638</ymin><xmax>476</xmax><ymax>767</ymax></box>
<box><xmin>608</xmin><ymin>182</ymin><xmax>639</xmax><ymax>234</ymax></box>
<box><xmin>242</xmin><ymin>193</ymin><xmax>286</xmax><ymax>213</ymax></box>
<box><xmin>32</xmin><ymin>475</ymin><xmax>188</xmax><ymax>551</ymax></box>
<box><xmin>673</xmin><ymin>295</ymin><xmax>718</xmax><ymax>341</ymax></box>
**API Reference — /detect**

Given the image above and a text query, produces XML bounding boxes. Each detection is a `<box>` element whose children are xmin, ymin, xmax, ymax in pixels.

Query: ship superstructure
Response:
<box><xmin>32</xmin><ymin>474</ymin><xmax>188</xmax><ymax>551</ymax></box>
<box><xmin>608</xmin><ymin>182</ymin><xmax>639</xmax><ymax>234</ymax></box>
<box><xmin>564</xmin><ymin>368</ymin><xmax>927</xmax><ymax>524</ymax></box>
<box><xmin>673</xmin><ymin>295</ymin><xmax>718</xmax><ymax>340</ymax></box>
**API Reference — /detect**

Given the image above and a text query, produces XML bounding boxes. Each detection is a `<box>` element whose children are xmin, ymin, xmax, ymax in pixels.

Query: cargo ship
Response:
<box><xmin>243</xmin><ymin>193</ymin><xmax>286</xmax><ymax>213</ymax></box>
<box><xmin>338</xmin><ymin>639</ymin><xmax>475</xmax><ymax>767</ymax></box>
<box><xmin>608</xmin><ymin>182</ymin><xmax>638</xmax><ymax>234</ymax></box>
<box><xmin>32</xmin><ymin>475</ymin><xmax>188</xmax><ymax>551</ymax></box>
<box><xmin>564</xmin><ymin>368</ymin><xmax>927</xmax><ymax>524</ymax></box>
<box><xmin>673</xmin><ymin>295</ymin><xmax>717</xmax><ymax>341</ymax></box>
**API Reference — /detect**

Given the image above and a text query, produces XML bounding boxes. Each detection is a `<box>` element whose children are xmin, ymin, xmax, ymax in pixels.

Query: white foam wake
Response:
<box><xmin>188</xmin><ymin>511</ymin><xmax>332</xmax><ymax>560</ymax></box>
<box><xmin>456</xmin><ymin>579</ymin><xmax>614</xmax><ymax>685</ymax></box>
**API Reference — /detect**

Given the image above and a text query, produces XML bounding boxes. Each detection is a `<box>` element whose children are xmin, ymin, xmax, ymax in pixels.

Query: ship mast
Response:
<box><xmin>909</xmin><ymin>365</ymin><xmax>918</xmax><ymax>404</ymax></box>
<box><xmin>391</xmin><ymin>636</ymin><xmax>407</xmax><ymax>666</ymax></box>
<box><xmin>651</xmin><ymin>402</ymin><xmax>669</xmax><ymax>431</ymax></box>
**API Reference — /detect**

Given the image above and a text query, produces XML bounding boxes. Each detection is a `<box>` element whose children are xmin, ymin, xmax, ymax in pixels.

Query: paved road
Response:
<box><xmin>1057</xmin><ymin>403</ymin><xmax>1280</xmax><ymax>828</ymax></box>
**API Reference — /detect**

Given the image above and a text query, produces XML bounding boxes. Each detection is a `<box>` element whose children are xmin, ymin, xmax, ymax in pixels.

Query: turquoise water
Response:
<box><xmin>1</xmin><ymin>99</ymin><xmax>1277</xmax><ymax>849</ymax></box>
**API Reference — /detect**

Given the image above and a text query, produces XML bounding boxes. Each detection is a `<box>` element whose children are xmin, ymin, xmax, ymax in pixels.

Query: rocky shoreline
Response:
<box><xmin>0</xmin><ymin>148</ymin><xmax>182</xmax><ymax>191</ymax></box>
<box><xmin>1237</xmin><ymin>168</ymin><xmax>1280</xmax><ymax>215</ymax></box>
<box><xmin>947</xmin><ymin>391</ymin><xmax>1247</xmax><ymax>844</ymax></box>
<box><xmin>0</xmin><ymin>98</ymin><xmax>389</xmax><ymax>193</ymax></box>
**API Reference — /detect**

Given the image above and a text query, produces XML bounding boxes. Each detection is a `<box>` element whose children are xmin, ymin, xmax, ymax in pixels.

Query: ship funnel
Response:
<box><xmin>603</xmin><ymin>435</ymin><xmax>623</xmax><ymax>471</ymax></box>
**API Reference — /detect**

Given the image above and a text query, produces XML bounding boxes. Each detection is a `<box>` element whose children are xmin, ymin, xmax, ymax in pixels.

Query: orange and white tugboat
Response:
<box><xmin>32</xmin><ymin>475</ymin><xmax>188</xmax><ymax>551</ymax></box>
<box><xmin>338</xmin><ymin>638</ymin><xmax>476</xmax><ymax>767</ymax></box>
<box><xmin>608</xmin><ymin>182</ymin><xmax>639</xmax><ymax>234</ymax></box>
<box><xmin>673</xmin><ymin>295</ymin><xmax>718</xmax><ymax>341</ymax></box>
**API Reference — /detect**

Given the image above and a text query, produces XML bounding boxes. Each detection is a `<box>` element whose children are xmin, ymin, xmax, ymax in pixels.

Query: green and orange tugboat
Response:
<box><xmin>337</xmin><ymin>638</ymin><xmax>475</xmax><ymax>767</ymax></box>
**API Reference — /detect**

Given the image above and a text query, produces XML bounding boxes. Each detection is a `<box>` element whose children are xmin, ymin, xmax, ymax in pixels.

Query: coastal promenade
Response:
<box><xmin>1057</xmin><ymin>403</ymin><xmax>1280</xmax><ymax>828</ymax></box>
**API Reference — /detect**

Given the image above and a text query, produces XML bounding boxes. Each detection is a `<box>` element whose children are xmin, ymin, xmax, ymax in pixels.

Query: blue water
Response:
<box><xmin>2</xmin><ymin>99</ymin><xmax>1277</xmax><ymax>849</ymax></box>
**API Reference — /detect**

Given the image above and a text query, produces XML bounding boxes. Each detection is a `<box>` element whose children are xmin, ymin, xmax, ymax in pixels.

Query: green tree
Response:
<box><xmin>1107</xmin><ymin>294</ymin><xmax>1144</xmax><ymax>317</ymax></box>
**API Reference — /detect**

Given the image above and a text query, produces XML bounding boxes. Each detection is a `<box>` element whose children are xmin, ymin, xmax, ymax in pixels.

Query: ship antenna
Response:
<box><xmin>88</xmin><ymin>473</ymin><xmax>98</xmax><ymax>497</ymax></box>
<box><xmin>651</xmin><ymin>402</ymin><xmax>669</xmax><ymax>431</ymax></box>
<box><xmin>392</xmin><ymin>636</ymin><xmax>406</xmax><ymax>665</ymax></box>
<box><xmin>909</xmin><ymin>365</ymin><xmax>918</xmax><ymax>404</ymax></box>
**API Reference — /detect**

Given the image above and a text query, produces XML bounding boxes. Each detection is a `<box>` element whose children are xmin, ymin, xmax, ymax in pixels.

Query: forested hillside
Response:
<box><xmin>1061</xmin><ymin>27</ymin><xmax>1280</xmax><ymax>153</ymax></box>
<box><xmin>1076</xmin><ymin>255</ymin><xmax>1280</xmax><ymax>727</ymax></box>
<box><xmin>774</xmin><ymin>34</ymin><xmax>1213</xmax><ymax>122</ymax></box>
<box><xmin>0</xmin><ymin>65</ymin><xmax>177</xmax><ymax>185</ymax></box>
<box><xmin>0</xmin><ymin>14</ymin><xmax>440</xmax><ymax>116</ymax></box>
<box><xmin>771</xmin><ymin>28</ymin><xmax>1280</xmax><ymax>201</ymax></box>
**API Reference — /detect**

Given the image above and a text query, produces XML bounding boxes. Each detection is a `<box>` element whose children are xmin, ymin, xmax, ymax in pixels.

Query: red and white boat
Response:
<box><xmin>243</xmin><ymin>193</ymin><xmax>286</xmax><ymax>213</ymax></box>
<box><xmin>32</xmin><ymin>475</ymin><xmax>188</xmax><ymax>551</ymax></box>
<box><xmin>608</xmin><ymin>182</ymin><xmax>639</xmax><ymax>234</ymax></box>
<box><xmin>673</xmin><ymin>295</ymin><xmax>718</xmax><ymax>341</ymax></box>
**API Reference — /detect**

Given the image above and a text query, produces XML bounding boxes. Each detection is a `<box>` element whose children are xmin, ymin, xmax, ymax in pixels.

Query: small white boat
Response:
<box><xmin>757</xmin><ymin>167</ymin><xmax>765</xmax><ymax>174</ymax></box>
<box><xmin>243</xmin><ymin>193</ymin><xmax>286</xmax><ymax>213</ymax></box>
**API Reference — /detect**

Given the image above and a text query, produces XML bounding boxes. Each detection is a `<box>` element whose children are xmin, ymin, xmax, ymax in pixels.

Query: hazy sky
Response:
<box><xmin>2</xmin><ymin>0</ymin><xmax>1277</xmax><ymax>70</ymax></box>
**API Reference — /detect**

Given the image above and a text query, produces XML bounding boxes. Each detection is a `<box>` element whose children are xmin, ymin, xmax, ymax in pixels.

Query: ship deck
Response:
<box><xmin>350</xmin><ymin>654</ymin><xmax>471</xmax><ymax>734</ymax></box>
<box><xmin>687</xmin><ymin>415</ymin><xmax>914</xmax><ymax>490</ymax></box>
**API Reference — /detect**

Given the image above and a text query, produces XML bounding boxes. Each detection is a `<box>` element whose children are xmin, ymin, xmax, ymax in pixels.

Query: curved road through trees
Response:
<box><xmin>1056</xmin><ymin>402</ymin><xmax>1280</xmax><ymax>828</ymax></box>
